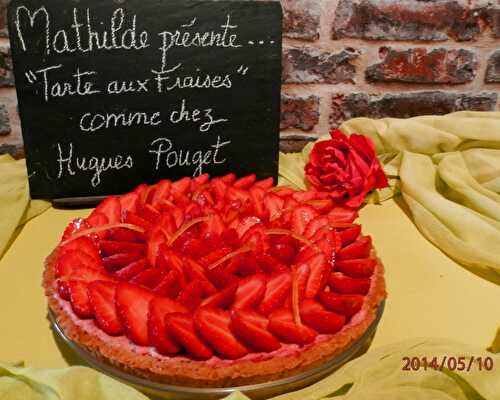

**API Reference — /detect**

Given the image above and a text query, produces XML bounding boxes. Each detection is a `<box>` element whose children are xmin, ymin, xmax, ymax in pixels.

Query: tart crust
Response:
<box><xmin>43</xmin><ymin>249</ymin><xmax>386</xmax><ymax>387</ymax></box>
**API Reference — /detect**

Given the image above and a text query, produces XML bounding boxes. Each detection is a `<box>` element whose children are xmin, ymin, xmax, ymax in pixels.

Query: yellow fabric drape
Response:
<box><xmin>0</xmin><ymin>155</ymin><xmax>50</xmax><ymax>259</ymax></box>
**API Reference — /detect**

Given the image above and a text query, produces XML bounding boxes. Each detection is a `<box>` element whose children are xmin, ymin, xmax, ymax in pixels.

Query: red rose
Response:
<box><xmin>305</xmin><ymin>129</ymin><xmax>388</xmax><ymax>208</ymax></box>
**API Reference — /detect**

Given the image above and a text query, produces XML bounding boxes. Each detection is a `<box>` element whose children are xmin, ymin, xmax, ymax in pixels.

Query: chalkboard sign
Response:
<box><xmin>8</xmin><ymin>0</ymin><xmax>282</xmax><ymax>200</ymax></box>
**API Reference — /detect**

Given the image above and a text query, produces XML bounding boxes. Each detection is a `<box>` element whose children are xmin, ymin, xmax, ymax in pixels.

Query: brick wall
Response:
<box><xmin>1</xmin><ymin>0</ymin><xmax>499</xmax><ymax>157</ymax></box>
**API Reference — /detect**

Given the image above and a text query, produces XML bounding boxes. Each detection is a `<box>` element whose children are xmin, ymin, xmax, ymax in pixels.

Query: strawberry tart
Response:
<box><xmin>43</xmin><ymin>173</ymin><xmax>386</xmax><ymax>387</ymax></box>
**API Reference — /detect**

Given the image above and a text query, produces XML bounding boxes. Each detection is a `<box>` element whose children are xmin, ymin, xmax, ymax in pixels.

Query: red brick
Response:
<box><xmin>280</xmin><ymin>135</ymin><xmax>317</xmax><ymax>153</ymax></box>
<box><xmin>330</xmin><ymin>92</ymin><xmax>498</xmax><ymax>128</ymax></box>
<box><xmin>0</xmin><ymin>104</ymin><xmax>10</xmax><ymax>135</ymax></box>
<box><xmin>332</xmin><ymin>0</ymin><xmax>485</xmax><ymax>41</ymax></box>
<box><xmin>283</xmin><ymin>47</ymin><xmax>358</xmax><ymax>83</ymax></box>
<box><xmin>366</xmin><ymin>47</ymin><xmax>477</xmax><ymax>84</ymax></box>
<box><xmin>281</xmin><ymin>94</ymin><xmax>319</xmax><ymax>132</ymax></box>
<box><xmin>485</xmin><ymin>50</ymin><xmax>500</xmax><ymax>83</ymax></box>
<box><xmin>0</xmin><ymin>46</ymin><xmax>14</xmax><ymax>87</ymax></box>
<box><xmin>489</xmin><ymin>7</ymin><xmax>500</xmax><ymax>37</ymax></box>
<box><xmin>282</xmin><ymin>0</ymin><xmax>320</xmax><ymax>41</ymax></box>
<box><xmin>0</xmin><ymin>0</ymin><xmax>7</xmax><ymax>38</ymax></box>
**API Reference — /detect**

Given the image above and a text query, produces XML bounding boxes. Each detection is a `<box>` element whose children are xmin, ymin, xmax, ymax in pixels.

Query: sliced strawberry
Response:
<box><xmin>202</xmin><ymin>213</ymin><xmax>225</xmax><ymax>236</ymax></box>
<box><xmin>138</xmin><ymin>203</ymin><xmax>161</xmax><ymax>224</ymax></box>
<box><xmin>177</xmin><ymin>280</ymin><xmax>203</xmax><ymax>311</ymax></box>
<box><xmin>206</xmin><ymin>265</ymin><xmax>238</xmax><ymax>289</ymax></box>
<box><xmin>272</xmin><ymin>187</ymin><xmax>295</xmax><ymax>197</ymax></box>
<box><xmin>303</xmin><ymin>216</ymin><xmax>329</xmax><ymax>240</ymax></box>
<box><xmin>258</xmin><ymin>272</ymin><xmax>292</xmax><ymax>316</ymax></box>
<box><xmin>210</xmin><ymin>178</ymin><xmax>228</xmax><ymax>202</ymax></box>
<box><xmin>56</xmin><ymin>263</ymin><xmax>111</xmax><ymax>283</ymax></box>
<box><xmin>88</xmin><ymin>281</ymin><xmax>123</xmax><ymax>335</ymax></box>
<box><xmin>171</xmin><ymin>177</ymin><xmax>191</xmax><ymax>195</ymax></box>
<box><xmin>300</xmin><ymin>299</ymin><xmax>345</xmax><ymax>334</ymax></box>
<box><xmin>150</xmin><ymin>179</ymin><xmax>172</xmax><ymax>208</ymax></box>
<box><xmin>294</xmin><ymin>246</ymin><xmax>320</xmax><ymax>265</ymax></box>
<box><xmin>338</xmin><ymin>225</ymin><xmax>361</xmax><ymax>246</ymax></box>
<box><xmin>115</xmin><ymin>283</ymin><xmax>154</xmax><ymax>346</ymax></box>
<box><xmin>57</xmin><ymin>280</ymin><xmax>71</xmax><ymax>300</ymax></box>
<box><xmin>91</xmin><ymin>196</ymin><xmax>121</xmax><ymax>224</ymax></box>
<box><xmin>123</xmin><ymin>211</ymin><xmax>152</xmax><ymax>232</ymax></box>
<box><xmin>114</xmin><ymin>259</ymin><xmax>148</xmax><ymax>281</ymax></box>
<box><xmin>61</xmin><ymin>218</ymin><xmax>90</xmax><ymax>241</ymax></box>
<box><xmin>67</xmin><ymin>280</ymin><xmax>93</xmax><ymax>318</ymax></box>
<box><xmin>193</xmin><ymin>173</ymin><xmax>210</xmax><ymax>185</ymax></box>
<box><xmin>226</xmin><ymin>186</ymin><xmax>250</xmax><ymax>205</ymax></box>
<box><xmin>169</xmin><ymin>206</ymin><xmax>185</xmax><ymax>230</ymax></box>
<box><xmin>230</xmin><ymin>309</ymin><xmax>280</xmax><ymax>352</ymax></box>
<box><xmin>241</xmin><ymin>224</ymin><xmax>269</xmax><ymax>254</ymax></box>
<box><xmin>148</xmin><ymin>297</ymin><xmax>187</xmax><ymax>355</ymax></box>
<box><xmin>146</xmin><ymin>228</ymin><xmax>167</xmax><ymax>268</ymax></box>
<box><xmin>291</xmin><ymin>205</ymin><xmax>318</xmax><ymax>236</ymax></box>
<box><xmin>103</xmin><ymin>252</ymin><xmax>143</xmax><ymax>273</ymax></box>
<box><xmin>152</xmin><ymin>269</ymin><xmax>181</xmax><ymax>298</ymax></box>
<box><xmin>230</xmin><ymin>253</ymin><xmax>262</xmax><ymax>277</ymax></box>
<box><xmin>264</xmin><ymin>193</ymin><xmax>285</xmax><ymax>221</ymax></box>
<box><xmin>305</xmin><ymin>198</ymin><xmax>334</xmax><ymax>213</ymax></box>
<box><xmin>268</xmin><ymin>308</ymin><xmax>317</xmax><ymax>344</ymax></box>
<box><xmin>194</xmin><ymin>308</ymin><xmax>248</xmax><ymax>359</ymax></box>
<box><xmin>59</xmin><ymin>236</ymin><xmax>100</xmax><ymax>261</ymax></box>
<box><xmin>270</xmin><ymin>235</ymin><xmax>298</xmax><ymax>265</ymax></box>
<box><xmin>329</xmin><ymin>273</ymin><xmax>370</xmax><ymax>295</ymax></box>
<box><xmin>328</xmin><ymin>207</ymin><xmax>358</xmax><ymax>223</ymax></box>
<box><xmin>235</xmin><ymin>216</ymin><xmax>262</xmax><ymax>238</ymax></box>
<box><xmin>253</xmin><ymin>177</ymin><xmax>274</xmax><ymax>190</ymax></box>
<box><xmin>233</xmin><ymin>174</ymin><xmax>257</xmax><ymax>189</ymax></box>
<box><xmin>335</xmin><ymin>258</ymin><xmax>376</xmax><ymax>278</ymax></box>
<box><xmin>99</xmin><ymin>241</ymin><xmax>145</xmax><ymax>257</ymax></box>
<box><xmin>233</xmin><ymin>274</ymin><xmax>267</xmax><ymax>309</ymax></box>
<box><xmin>183</xmin><ymin>259</ymin><xmax>217</xmax><ymax>296</ymax></box>
<box><xmin>198</xmin><ymin>247</ymin><xmax>232</xmax><ymax>269</ymax></box>
<box><xmin>130</xmin><ymin>267</ymin><xmax>166</xmax><ymax>289</ymax></box>
<box><xmin>56</xmin><ymin>250</ymin><xmax>103</xmax><ymax>277</ymax></box>
<box><xmin>157</xmin><ymin>212</ymin><xmax>177</xmax><ymax>237</ymax></box>
<box><xmin>109</xmin><ymin>227</ymin><xmax>144</xmax><ymax>243</ymax></box>
<box><xmin>221</xmin><ymin>228</ymin><xmax>241</xmax><ymax>249</ymax></box>
<box><xmin>220</xmin><ymin>173</ymin><xmax>237</xmax><ymax>185</ymax></box>
<box><xmin>133</xmin><ymin>183</ymin><xmax>149</xmax><ymax>205</ymax></box>
<box><xmin>337</xmin><ymin>236</ymin><xmax>372</xmax><ymax>260</ymax></box>
<box><xmin>291</xmin><ymin>191</ymin><xmax>317</xmax><ymax>203</ymax></box>
<box><xmin>303</xmin><ymin>253</ymin><xmax>329</xmax><ymax>298</ymax></box>
<box><xmin>119</xmin><ymin>192</ymin><xmax>139</xmax><ymax>216</ymax></box>
<box><xmin>255</xmin><ymin>253</ymin><xmax>288</xmax><ymax>274</ymax></box>
<box><xmin>165</xmin><ymin>313</ymin><xmax>213</xmax><ymax>360</ymax></box>
<box><xmin>156</xmin><ymin>246</ymin><xmax>186</xmax><ymax>287</ymax></box>
<box><xmin>201</xmin><ymin>282</ymin><xmax>238</xmax><ymax>309</ymax></box>
<box><xmin>319</xmin><ymin>292</ymin><xmax>364</xmax><ymax>317</ymax></box>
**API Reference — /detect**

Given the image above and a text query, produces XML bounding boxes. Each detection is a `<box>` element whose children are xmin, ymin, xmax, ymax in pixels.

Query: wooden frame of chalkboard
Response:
<box><xmin>8</xmin><ymin>0</ymin><xmax>282</xmax><ymax>205</ymax></box>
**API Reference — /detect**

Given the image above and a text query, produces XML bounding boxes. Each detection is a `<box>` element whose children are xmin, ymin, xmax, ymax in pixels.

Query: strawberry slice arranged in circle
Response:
<box><xmin>230</xmin><ymin>309</ymin><xmax>281</xmax><ymax>352</ymax></box>
<box><xmin>335</xmin><ymin>258</ymin><xmax>376</xmax><ymax>278</ymax></box>
<box><xmin>268</xmin><ymin>308</ymin><xmax>317</xmax><ymax>345</ymax></box>
<box><xmin>148</xmin><ymin>297</ymin><xmax>187</xmax><ymax>355</ymax></box>
<box><xmin>329</xmin><ymin>273</ymin><xmax>371</xmax><ymax>295</ymax></box>
<box><xmin>319</xmin><ymin>292</ymin><xmax>364</xmax><ymax>317</ymax></box>
<box><xmin>300</xmin><ymin>299</ymin><xmax>345</xmax><ymax>334</ymax></box>
<box><xmin>115</xmin><ymin>282</ymin><xmax>154</xmax><ymax>346</ymax></box>
<box><xmin>165</xmin><ymin>313</ymin><xmax>213</xmax><ymax>360</ymax></box>
<box><xmin>194</xmin><ymin>307</ymin><xmax>249</xmax><ymax>359</ymax></box>
<box><xmin>337</xmin><ymin>236</ymin><xmax>372</xmax><ymax>260</ymax></box>
<box><xmin>88</xmin><ymin>281</ymin><xmax>123</xmax><ymax>335</ymax></box>
<box><xmin>233</xmin><ymin>273</ymin><xmax>267</xmax><ymax>310</ymax></box>
<box><xmin>258</xmin><ymin>272</ymin><xmax>292</xmax><ymax>316</ymax></box>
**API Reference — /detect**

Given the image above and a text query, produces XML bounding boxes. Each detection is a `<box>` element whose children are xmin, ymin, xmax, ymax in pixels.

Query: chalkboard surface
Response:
<box><xmin>8</xmin><ymin>0</ymin><xmax>282</xmax><ymax>200</ymax></box>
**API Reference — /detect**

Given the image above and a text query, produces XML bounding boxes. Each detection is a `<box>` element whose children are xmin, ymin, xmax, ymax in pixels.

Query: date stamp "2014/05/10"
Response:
<box><xmin>402</xmin><ymin>356</ymin><xmax>494</xmax><ymax>372</ymax></box>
